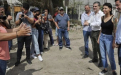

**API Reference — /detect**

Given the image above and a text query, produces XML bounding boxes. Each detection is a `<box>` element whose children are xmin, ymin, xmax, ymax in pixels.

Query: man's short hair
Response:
<box><xmin>93</xmin><ymin>1</ymin><xmax>101</xmax><ymax>6</ymax></box>
<box><xmin>23</xmin><ymin>3</ymin><xmax>30</xmax><ymax>10</ymax></box>
<box><xmin>85</xmin><ymin>4</ymin><xmax>90</xmax><ymax>8</ymax></box>
<box><xmin>115</xmin><ymin>0</ymin><xmax>121</xmax><ymax>2</ymax></box>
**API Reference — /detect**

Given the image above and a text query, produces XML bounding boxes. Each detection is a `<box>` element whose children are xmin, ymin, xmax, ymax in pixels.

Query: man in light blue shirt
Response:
<box><xmin>81</xmin><ymin>5</ymin><xmax>93</xmax><ymax>58</ymax></box>
<box><xmin>115</xmin><ymin>0</ymin><xmax>121</xmax><ymax>74</ymax></box>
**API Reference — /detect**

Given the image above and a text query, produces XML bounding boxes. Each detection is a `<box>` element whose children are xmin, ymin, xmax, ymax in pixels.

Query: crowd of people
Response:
<box><xmin>0</xmin><ymin>1</ymin><xmax>72</xmax><ymax>75</ymax></box>
<box><xmin>1</xmin><ymin>0</ymin><xmax>121</xmax><ymax>75</ymax></box>
<box><xmin>81</xmin><ymin>0</ymin><xmax>121</xmax><ymax>75</ymax></box>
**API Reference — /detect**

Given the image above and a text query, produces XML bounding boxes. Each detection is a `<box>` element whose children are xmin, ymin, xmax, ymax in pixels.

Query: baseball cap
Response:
<box><xmin>30</xmin><ymin>8</ymin><xmax>35</xmax><ymax>12</ymax></box>
<box><xmin>59</xmin><ymin>7</ymin><xmax>64</xmax><ymax>10</ymax></box>
<box><xmin>34</xmin><ymin>7</ymin><xmax>40</xmax><ymax>12</ymax></box>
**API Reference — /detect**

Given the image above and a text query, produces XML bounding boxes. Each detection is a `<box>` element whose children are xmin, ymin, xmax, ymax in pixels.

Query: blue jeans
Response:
<box><xmin>38</xmin><ymin>29</ymin><xmax>44</xmax><ymax>52</ymax></box>
<box><xmin>49</xmin><ymin>28</ymin><xmax>54</xmax><ymax>45</ymax></box>
<box><xmin>8</xmin><ymin>40</ymin><xmax>12</xmax><ymax>51</ymax></box>
<box><xmin>83</xmin><ymin>30</ymin><xmax>91</xmax><ymax>55</ymax></box>
<box><xmin>58</xmin><ymin>28</ymin><xmax>70</xmax><ymax>47</ymax></box>
<box><xmin>0</xmin><ymin>59</ymin><xmax>7</xmax><ymax>75</ymax></box>
<box><xmin>31</xmin><ymin>28</ymin><xmax>40</xmax><ymax>55</ymax></box>
<box><xmin>99</xmin><ymin>33</ymin><xmax>116</xmax><ymax>70</ymax></box>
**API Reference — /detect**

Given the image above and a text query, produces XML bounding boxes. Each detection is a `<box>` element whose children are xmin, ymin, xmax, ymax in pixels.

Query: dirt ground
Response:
<box><xmin>6</xmin><ymin>30</ymin><xmax>120</xmax><ymax>75</ymax></box>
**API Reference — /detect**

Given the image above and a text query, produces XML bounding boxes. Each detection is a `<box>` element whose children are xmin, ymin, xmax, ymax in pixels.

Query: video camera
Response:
<box><xmin>21</xmin><ymin>14</ymin><xmax>24</xmax><ymax>18</ymax></box>
<box><xmin>0</xmin><ymin>15</ymin><xmax>7</xmax><ymax>20</ymax></box>
<box><xmin>0</xmin><ymin>11</ymin><xmax>7</xmax><ymax>20</ymax></box>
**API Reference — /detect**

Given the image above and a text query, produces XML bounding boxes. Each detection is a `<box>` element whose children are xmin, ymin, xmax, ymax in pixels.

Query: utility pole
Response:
<box><xmin>10</xmin><ymin>0</ymin><xmax>14</xmax><ymax>21</ymax></box>
<box><xmin>78</xmin><ymin>4</ymin><xmax>80</xmax><ymax>21</ymax></box>
<box><xmin>65</xmin><ymin>0</ymin><xmax>69</xmax><ymax>14</ymax></box>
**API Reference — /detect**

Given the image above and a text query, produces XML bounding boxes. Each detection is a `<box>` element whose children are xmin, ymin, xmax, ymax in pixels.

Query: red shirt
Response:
<box><xmin>53</xmin><ymin>12</ymin><xmax>58</xmax><ymax>18</ymax></box>
<box><xmin>0</xmin><ymin>26</ymin><xmax>10</xmax><ymax>60</ymax></box>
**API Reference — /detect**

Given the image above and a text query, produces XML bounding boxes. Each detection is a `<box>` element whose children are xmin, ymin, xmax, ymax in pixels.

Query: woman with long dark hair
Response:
<box><xmin>97</xmin><ymin>3</ymin><xmax>117</xmax><ymax>75</ymax></box>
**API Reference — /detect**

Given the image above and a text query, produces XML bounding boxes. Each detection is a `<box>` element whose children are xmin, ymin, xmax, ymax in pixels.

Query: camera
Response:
<box><xmin>0</xmin><ymin>15</ymin><xmax>7</xmax><ymax>20</ymax></box>
<box><xmin>21</xmin><ymin>14</ymin><xmax>24</xmax><ymax>18</ymax></box>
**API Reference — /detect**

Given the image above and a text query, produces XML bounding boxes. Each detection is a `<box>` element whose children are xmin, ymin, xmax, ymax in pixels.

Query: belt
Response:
<box><xmin>92</xmin><ymin>30</ymin><xmax>100</xmax><ymax>32</ymax></box>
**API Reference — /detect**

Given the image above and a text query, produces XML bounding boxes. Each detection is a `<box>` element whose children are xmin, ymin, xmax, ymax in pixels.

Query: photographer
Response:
<box><xmin>0</xmin><ymin>6</ymin><xmax>11</xmax><ymax>29</ymax></box>
<box><xmin>42</xmin><ymin>11</ymin><xmax>51</xmax><ymax>49</ymax></box>
<box><xmin>44</xmin><ymin>9</ymin><xmax>54</xmax><ymax>46</ymax></box>
<box><xmin>30</xmin><ymin>7</ymin><xmax>43</xmax><ymax>61</ymax></box>
<box><xmin>15</xmin><ymin>3</ymin><xmax>34</xmax><ymax>66</ymax></box>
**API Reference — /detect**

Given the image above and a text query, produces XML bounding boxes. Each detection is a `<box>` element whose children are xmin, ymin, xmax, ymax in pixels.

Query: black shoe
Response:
<box><xmin>82</xmin><ymin>54</ymin><xmax>89</xmax><ymax>58</ymax></box>
<box><xmin>98</xmin><ymin>61</ymin><xmax>103</xmax><ymax>67</ymax></box>
<box><xmin>99</xmin><ymin>69</ymin><xmax>108</xmax><ymax>75</ymax></box>
<box><xmin>120</xmin><ymin>70</ymin><xmax>121</xmax><ymax>75</ymax></box>
<box><xmin>44</xmin><ymin>48</ymin><xmax>48</xmax><ymax>50</ymax></box>
<box><xmin>59</xmin><ymin>47</ymin><xmax>63</xmax><ymax>50</ymax></box>
<box><xmin>15</xmin><ymin>61</ymin><xmax>20</xmax><ymax>66</ymax></box>
<box><xmin>66</xmin><ymin>47</ymin><xmax>72</xmax><ymax>50</ymax></box>
<box><xmin>112</xmin><ymin>71</ymin><xmax>117</xmax><ymax>75</ymax></box>
<box><xmin>26</xmin><ymin>59</ymin><xmax>32</xmax><ymax>64</ymax></box>
<box><xmin>89</xmin><ymin>59</ymin><xmax>98</xmax><ymax>63</ymax></box>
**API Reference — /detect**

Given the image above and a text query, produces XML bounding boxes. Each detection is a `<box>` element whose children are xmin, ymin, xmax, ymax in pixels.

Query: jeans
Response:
<box><xmin>38</xmin><ymin>29</ymin><xmax>44</xmax><ymax>52</ymax></box>
<box><xmin>83</xmin><ymin>30</ymin><xmax>91</xmax><ymax>55</ymax></box>
<box><xmin>31</xmin><ymin>28</ymin><xmax>40</xmax><ymax>55</ymax></box>
<box><xmin>58</xmin><ymin>28</ymin><xmax>70</xmax><ymax>47</ymax></box>
<box><xmin>17</xmin><ymin>36</ymin><xmax>32</xmax><ymax>61</ymax></box>
<box><xmin>90</xmin><ymin>31</ymin><xmax>101</xmax><ymax>61</ymax></box>
<box><xmin>49</xmin><ymin>28</ymin><xmax>54</xmax><ymax>45</ymax></box>
<box><xmin>0</xmin><ymin>59</ymin><xmax>7</xmax><ymax>75</ymax></box>
<box><xmin>99</xmin><ymin>33</ymin><xmax>116</xmax><ymax>70</ymax></box>
<box><xmin>8</xmin><ymin>40</ymin><xmax>12</xmax><ymax>51</ymax></box>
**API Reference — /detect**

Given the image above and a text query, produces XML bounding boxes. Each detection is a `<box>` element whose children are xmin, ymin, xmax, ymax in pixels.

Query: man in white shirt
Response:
<box><xmin>84</xmin><ymin>1</ymin><xmax>104</xmax><ymax>67</ymax></box>
<box><xmin>81</xmin><ymin>5</ymin><xmax>93</xmax><ymax>58</ymax></box>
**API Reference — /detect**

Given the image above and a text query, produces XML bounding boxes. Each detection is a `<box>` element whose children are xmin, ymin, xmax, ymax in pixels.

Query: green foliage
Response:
<box><xmin>68</xmin><ymin>0</ymin><xmax>83</xmax><ymax>14</ymax></box>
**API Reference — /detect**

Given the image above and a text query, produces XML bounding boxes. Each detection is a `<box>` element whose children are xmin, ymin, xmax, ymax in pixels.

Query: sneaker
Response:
<box><xmin>38</xmin><ymin>55</ymin><xmax>43</xmax><ymax>61</ymax></box>
<box><xmin>66</xmin><ymin>47</ymin><xmax>72</xmax><ymax>50</ymax></box>
<box><xmin>26</xmin><ymin>59</ymin><xmax>32</xmax><ymax>64</ymax></box>
<box><xmin>6</xmin><ymin>66</ymin><xmax>11</xmax><ymax>70</ymax></box>
<box><xmin>15</xmin><ymin>61</ymin><xmax>20</xmax><ymax>66</ymax></box>
<box><xmin>59</xmin><ymin>47</ymin><xmax>63</xmax><ymax>50</ymax></box>
<box><xmin>31</xmin><ymin>54</ymin><xmax>37</xmax><ymax>59</ymax></box>
<box><xmin>44</xmin><ymin>48</ymin><xmax>48</xmax><ymax>50</ymax></box>
<box><xmin>99</xmin><ymin>69</ymin><xmax>108</xmax><ymax>75</ymax></box>
<box><xmin>112</xmin><ymin>71</ymin><xmax>117</xmax><ymax>75</ymax></box>
<box><xmin>53</xmin><ymin>43</ymin><xmax>58</xmax><ymax>46</ymax></box>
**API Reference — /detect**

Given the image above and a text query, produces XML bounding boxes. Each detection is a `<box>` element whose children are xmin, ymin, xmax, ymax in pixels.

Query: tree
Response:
<box><xmin>18</xmin><ymin>0</ymin><xmax>63</xmax><ymax>15</ymax></box>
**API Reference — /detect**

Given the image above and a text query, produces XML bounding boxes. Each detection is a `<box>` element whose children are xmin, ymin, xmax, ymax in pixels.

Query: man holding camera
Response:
<box><xmin>15</xmin><ymin>3</ymin><xmax>34</xmax><ymax>66</ymax></box>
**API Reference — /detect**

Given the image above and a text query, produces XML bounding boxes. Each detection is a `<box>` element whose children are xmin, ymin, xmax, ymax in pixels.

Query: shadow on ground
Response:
<box><xmin>79</xmin><ymin>46</ymin><xmax>112</xmax><ymax>75</ymax></box>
